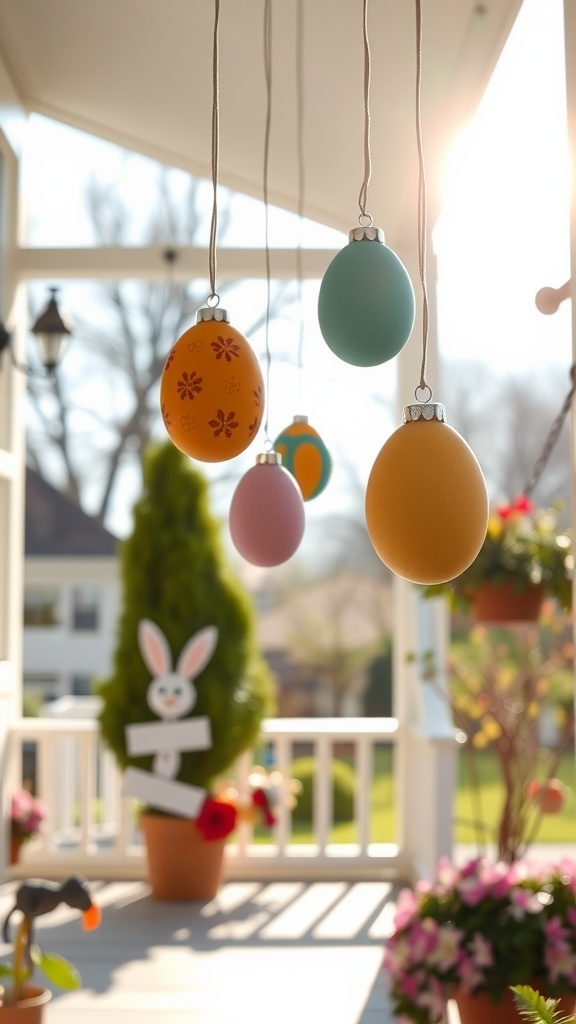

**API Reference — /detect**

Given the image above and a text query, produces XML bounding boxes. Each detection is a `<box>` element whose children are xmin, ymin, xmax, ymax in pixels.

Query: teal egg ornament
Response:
<box><xmin>273</xmin><ymin>416</ymin><xmax>332</xmax><ymax>501</ymax></box>
<box><xmin>318</xmin><ymin>225</ymin><xmax>415</xmax><ymax>367</ymax></box>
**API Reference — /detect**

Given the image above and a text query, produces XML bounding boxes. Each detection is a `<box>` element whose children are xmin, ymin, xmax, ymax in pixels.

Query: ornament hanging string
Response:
<box><xmin>415</xmin><ymin>0</ymin><xmax>431</xmax><ymax>401</ymax></box>
<box><xmin>207</xmin><ymin>0</ymin><xmax>221</xmax><ymax>307</ymax></box>
<box><xmin>262</xmin><ymin>0</ymin><xmax>273</xmax><ymax>444</ymax></box>
<box><xmin>295</xmin><ymin>0</ymin><xmax>305</xmax><ymax>399</ymax></box>
<box><xmin>523</xmin><ymin>363</ymin><xmax>576</xmax><ymax>499</ymax></box>
<box><xmin>357</xmin><ymin>0</ymin><xmax>372</xmax><ymax>225</ymax></box>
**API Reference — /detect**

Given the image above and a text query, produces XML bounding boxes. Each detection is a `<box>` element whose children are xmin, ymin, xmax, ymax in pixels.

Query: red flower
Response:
<box><xmin>252</xmin><ymin>788</ymin><xmax>277</xmax><ymax>828</ymax></box>
<box><xmin>196</xmin><ymin>796</ymin><xmax>237</xmax><ymax>841</ymax></box>
<box><xmin>496</xmin><ymin>494</ymin><xmax>533</xmax><ymax>520</ymax></box>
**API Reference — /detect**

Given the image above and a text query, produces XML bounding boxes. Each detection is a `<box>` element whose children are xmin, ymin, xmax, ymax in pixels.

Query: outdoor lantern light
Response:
<box><xmin>30</xmin><ymin>287</ymin><xmax>72</xmax><ymax>371</ymax></box>
<box><xmin>0</xmin><ymin>287</ymin><xmax>72</xmax><ymax>375</ymax></box>
<box><xmin>160</xmin><ymin>306</ymin><xmax>264</xmax><ymax>463</ymax></box>
<box><xmin>229</xmin><ymin>452</ymin><xmax>305</xmax><ymax>567</ymax></box>
<box><xmin>365</xmin><ymin>402</ymin><xmax>489</xmax><ymax>585</ymax></box>
<box><xmin>318</xmin><ymin>226</ymin><xmax>415</xmax><ymax>368</ymax></box>
<box><xmin>273</xmin><ymin>416</ymin><xmax>332</xmax><ymax>501</ymax></box>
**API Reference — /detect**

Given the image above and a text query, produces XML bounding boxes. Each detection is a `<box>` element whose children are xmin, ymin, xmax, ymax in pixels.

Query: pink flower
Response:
<box><xmin>415</xmin><ymin>978</ymin><xmax>447</xmax><ymax>1021</ymax></box>
<box><xmin>383</xmin><ymin>936</ymin><xmax>411</xmax><ymax>978</ymax></box>
<box><xmin>468</xmin><ymin>932</ymin><xmax>493</xmax><ymax>968</ymax></box>
<box><xmin>458</xmin><ymin>862</ymin><xmax>514</xmax><ymax>905</ymax></box>
<box><xmin>545</xmin><ymin>916</ymin><xmax>569</xmax><ymax>943</ymax></box>
<box><xmin>392</xmin><ymin>887</ymin><xmax>418</xmax><ymax>930</ymax></box>
<box><xmin>427</xmin><ymin>924</ymin><xmax>463</xmax><ymax>971</ymax></box>
<box><xmin>408</xmin><ymin>918</ymin><xmax>439</xmax><ymax>963</ymax></box>
<box><xmin>508</xmin><ymin>887</ymin><xmax>545</xmax><ymax>919</ymax></box>
<box><xmin>458</xmin><ymin>956</ymin><xmax>485</xmax><ymax>993</ymax></box>
<box><xmin>399</xmin><ymin>970</ymin><xmax>424</xmax><ymax>1000</ymax></box>
<box><xmin>10</xmin><ymin>790</ymin><xmax>45</xmax><ymax>836</ymax></box>
<box><xmin>545</xmin><ymin>940</ymin><xmax>576</xmax><ymax>982</ymax></box>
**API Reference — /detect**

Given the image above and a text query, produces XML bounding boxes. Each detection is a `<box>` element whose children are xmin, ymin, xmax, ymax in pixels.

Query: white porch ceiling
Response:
<box><xmin>0</xmin><ymin>0</ymin><xmax>522</xmax><ymax>247</ymax></box>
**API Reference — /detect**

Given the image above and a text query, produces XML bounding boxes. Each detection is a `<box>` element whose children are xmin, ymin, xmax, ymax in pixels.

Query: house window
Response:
<box><xmin>71</xmin><ymin>675</ymin><xmax>93</xmax><ymax>696</ymax></box>
<box><xmin>23</xmin><ymin>673</ymin><xmax>59</xmax><ymax>704</ymax></box>
<box><xmin>72</xmin><ymin>586</ymin><xmax>99</xmax><ymax>631</ymax></box>
<box><xmin>23</xmin><ymin>588</ymin><xmax>61</xmax><ymax>627</ymax></box>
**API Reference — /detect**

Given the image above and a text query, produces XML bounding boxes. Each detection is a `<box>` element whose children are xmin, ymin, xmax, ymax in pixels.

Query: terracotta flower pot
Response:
<box><xmin>9</xmin><ymin>837</ymin><xmax>23</xmax><ymax>866</ymax></box>
<box><xmin>455</xmin><ymin>983</ymin><xmax>576</xmax><ymax>1024</ymax></box>
<box><xmin>472</xmin><ymin>580</ymin><xmax>545</xmax><ymax>623</ymax></box>
<box><xmin>0</xmin><ymin>986</ymin><xmax>51</xmax><ymax>1023</ymax></box>
<box><xmin>139</xmin><ymin>813</ymin><xmax>226</xmax><ymax>901</ymax></box>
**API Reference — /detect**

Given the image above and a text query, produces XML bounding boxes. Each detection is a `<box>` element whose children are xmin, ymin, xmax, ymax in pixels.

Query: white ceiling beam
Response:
<box><xmin>16</xmin><ymin>247</ymin><xmax>339</xmax><ymax>282</ymax></box>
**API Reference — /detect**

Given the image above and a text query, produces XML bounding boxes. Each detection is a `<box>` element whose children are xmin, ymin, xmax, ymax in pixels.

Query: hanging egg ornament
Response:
<box><xmin>229</xmin><ymin>452</ymin><xmax>305</xmax><ymax>567</ymax></box>
<box><xmin>160</xmin><ymin>306</ymin><xmax>264</xmax><ymax>462</ymax></box>
<box><xmin>273</xmin><ymin>416</ymin><xmax>332</xmax><ymax>501</ymax></box>
<box><xmin>365</xmin><ymin>403</ymin><xmax>489</xmax><ymax>585</ymax></box>
<box><xmin>318</xmin><ymin>225</ymin><xmax>415</xmax><ymax>367</ymax></box>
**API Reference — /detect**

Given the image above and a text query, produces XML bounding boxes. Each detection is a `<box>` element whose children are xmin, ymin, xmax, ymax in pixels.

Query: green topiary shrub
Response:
<box><xmin>96</xmin><ymin>441</ymin><xmax>275</xmax><ymax>806</ymax></box>
<box><xmin>290</xmin><ymin>756</ymin><xmax>355</xmax><ymax>823</ymax></box>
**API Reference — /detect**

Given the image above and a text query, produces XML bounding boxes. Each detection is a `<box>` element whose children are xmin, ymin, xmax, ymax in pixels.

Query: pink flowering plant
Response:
<box><xmin>10</xmin><ymin>790</ymin><xmax>45</xmax><ymax>844</ymax></box>
<box><xmin>384</xmin><ymin>855</ymin><xmax>576</xmax><ymax>1023</ymax></box>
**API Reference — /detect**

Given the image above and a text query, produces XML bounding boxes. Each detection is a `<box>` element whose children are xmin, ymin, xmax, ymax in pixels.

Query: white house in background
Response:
<box><xmin>23</xmin><ymin>469</ymin><xmax>120</xmax><ymax>706</ymax></box>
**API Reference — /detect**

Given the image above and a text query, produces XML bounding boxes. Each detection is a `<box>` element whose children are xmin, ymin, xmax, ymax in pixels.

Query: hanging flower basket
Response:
<box><xmin>471</xmin><ymin>580</ymin><xmax>545</xmax><ymax>623</ymax></box>
<box><xmin>422</xmin><ymin>497</ymin><xmax>572</xmax><ymax>616</ymax></box>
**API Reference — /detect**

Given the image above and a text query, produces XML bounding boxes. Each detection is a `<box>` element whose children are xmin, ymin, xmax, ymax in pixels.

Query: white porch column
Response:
<box><xmin>562</xmin><ymin>2</ymin><xmax>576</xmax><ymax>764</ymax></box>
<box><xmin>390</xmin><ymin>241</ymin><xmax>458</xmax><ymax>882</ymax></box>
<box><xmin>0</xmin><ymin>60</ymin><xmax>27</xmax><ymax>882</ymax></box>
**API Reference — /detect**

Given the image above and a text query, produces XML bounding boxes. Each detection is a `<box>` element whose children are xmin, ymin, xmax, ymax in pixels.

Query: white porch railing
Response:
<box><xmin>7</xmin><ymin>709</ymin><xmax>457</xmax><ymax>883</ymax></box>
<box><xmin>8</xmin><ymin>716</ymin><xmax>403</xmax><ymax>881</ymax></box>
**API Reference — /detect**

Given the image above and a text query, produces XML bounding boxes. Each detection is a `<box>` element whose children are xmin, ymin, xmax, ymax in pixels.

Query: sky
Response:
<box><xmin>20</xmin><ymin>0</ymin><xmax>574</xmax><ymax>546</ymax></box>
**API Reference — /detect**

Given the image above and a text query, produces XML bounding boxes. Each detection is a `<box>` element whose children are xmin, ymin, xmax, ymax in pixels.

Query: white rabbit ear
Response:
<box><xmin>138</xmin><ymin>619</ymin><xmax>172</xmax><ymax>676</ymax></box>
<box><xmin>176</xmin><ymin>626</ymin><xmax>218</xmax><ymax>680</ymax></box>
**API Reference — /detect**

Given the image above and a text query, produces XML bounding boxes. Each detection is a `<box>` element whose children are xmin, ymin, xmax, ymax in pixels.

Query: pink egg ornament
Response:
<box><xmin>229</xmin><ymin>453</ymin><xmax>305</xmax><ymax>567</ymax></box>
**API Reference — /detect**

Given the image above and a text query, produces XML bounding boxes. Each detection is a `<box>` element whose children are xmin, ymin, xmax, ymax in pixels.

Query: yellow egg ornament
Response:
<box><xmin>365</xmin><ymin>403</ymin><xmax>489</xmax><ymax>585</ymax></box>
<box><xmin>160</xmin><ymin>307</ymin><xmax>264</xmax><ymax>462</ymax></box>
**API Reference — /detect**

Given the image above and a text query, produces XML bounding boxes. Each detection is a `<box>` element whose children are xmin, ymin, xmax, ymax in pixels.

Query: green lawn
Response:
<box><xmin>253</xmin><ymin>745</ymin><xmax>576</xmax><ymax>847</ymax></box>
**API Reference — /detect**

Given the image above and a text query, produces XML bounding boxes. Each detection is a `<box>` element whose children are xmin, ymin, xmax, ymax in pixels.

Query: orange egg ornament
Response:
<box><xmin>160</xmin><ymin>307</ymin><xmax>265</xmax><ymax>462</ymax></box>
<box><xmin>365</xmin><ymin>403</ymin><xmax>489</xmax><ymax>585</ymax></box>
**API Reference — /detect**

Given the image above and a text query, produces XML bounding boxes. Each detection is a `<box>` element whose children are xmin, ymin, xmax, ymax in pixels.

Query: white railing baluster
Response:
<box><xmin>356</xmin><ymin>736</ymin><xmax>371</xmax><ymax>854</ymax></box>
<box><xmin>273</xmin><ymin>735</ymin><xmax>291</xmax><ymax>854</ymax></box>
<box><xmin>314</xmin><ymin>736</ymin><xmax>331</xmax><ymax>854</ymax></box>
<box><xmin>233</xmin><ymin>749</ymin><xmax>252</xmax><ymax>857</ymax></box>
<box><xmin>78</xmin><ymin>729</ymin><xmax>95</xmax><ymax>856</ymax></box>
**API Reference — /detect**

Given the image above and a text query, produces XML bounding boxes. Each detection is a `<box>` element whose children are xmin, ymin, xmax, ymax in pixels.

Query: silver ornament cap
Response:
<box><xmin>256</xmin><ymin>451</ymin><xmax>282</xmax><ymax>466</ymax></box>
<box><xmin>196</xmin><ymin>306</ymin><xmax>230</xmax><ymax>324</ymax></box>
<box><xmin>403</xmin><ymin>403</ymin><xmax>446</xmax><ymax>423</ymax></box>
<box><xmin>348</xmin><ymin>225</ymin><xmax>385</xmax><ymax>244</ymax></box>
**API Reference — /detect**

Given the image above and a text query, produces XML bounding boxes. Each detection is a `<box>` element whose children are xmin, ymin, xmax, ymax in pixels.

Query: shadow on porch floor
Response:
<box><xmin>0</xmin><ymin>879</ymin><xmax>398</xmax><ymax>1024</ymax></box>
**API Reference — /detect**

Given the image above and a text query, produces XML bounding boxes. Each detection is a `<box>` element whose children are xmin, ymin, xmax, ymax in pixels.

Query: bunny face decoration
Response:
<box><xmin>140</xmin><ymin>619</ymin><xmax>218</xmax><ymax>721</ymax></box>
<box><xmin>122</xmin><ymin>619</ymin><xmax>218</xmax><ymax>818</ymax></box>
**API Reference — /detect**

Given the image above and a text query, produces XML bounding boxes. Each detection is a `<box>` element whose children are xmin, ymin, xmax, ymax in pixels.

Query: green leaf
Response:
<box><xmin>0</xmin><ymin>964</ymin><xmax>13</xmax><ymax>978</ymax></box>
<box><xmin>30</xmin><ymin>946</ymin><xmax>82</xmax><ymax>991</ymax></box>
<box><xmin>510</xmin><ymin>985</ymin><xmax>569</xmax><ymax>1024</ymax></box>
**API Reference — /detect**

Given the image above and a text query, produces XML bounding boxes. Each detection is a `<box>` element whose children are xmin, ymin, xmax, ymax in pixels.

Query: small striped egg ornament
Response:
<box><xmin>273</xmin><ymin>416</ymin><xmax>332</xmax><ymax>501</ymax></box>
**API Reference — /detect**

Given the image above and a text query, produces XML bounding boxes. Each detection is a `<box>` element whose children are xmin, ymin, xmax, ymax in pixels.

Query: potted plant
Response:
<box><xmin>384</xmin><ymin>856</ymin><xmax>576</xmax><ymax>1024</ymax></box>
<box><xmin>9</xmin><ymin>793</ymin><xmax>45</xmax><ymax>866</ymax></box>
<box><xmin>97</xmin><ymin>441</ymin><xmax>275</xmax><ymax>900</ymax></box>
<box><xmin>0</xmin><ymin>876</ymin><xmax>100</xmax><ymax>1021</ymax></box>
<box><xmin>422</xmin><ymin>496</ymin><xmax>572</xmax><ymax>622</ymax></box>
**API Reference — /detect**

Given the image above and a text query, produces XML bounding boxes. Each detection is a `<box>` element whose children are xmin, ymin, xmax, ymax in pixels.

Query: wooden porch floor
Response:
<box><xmin>0</xmin><ymin>879</ymin><xmax>397</xmax><ymax>1023</ymax></box>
